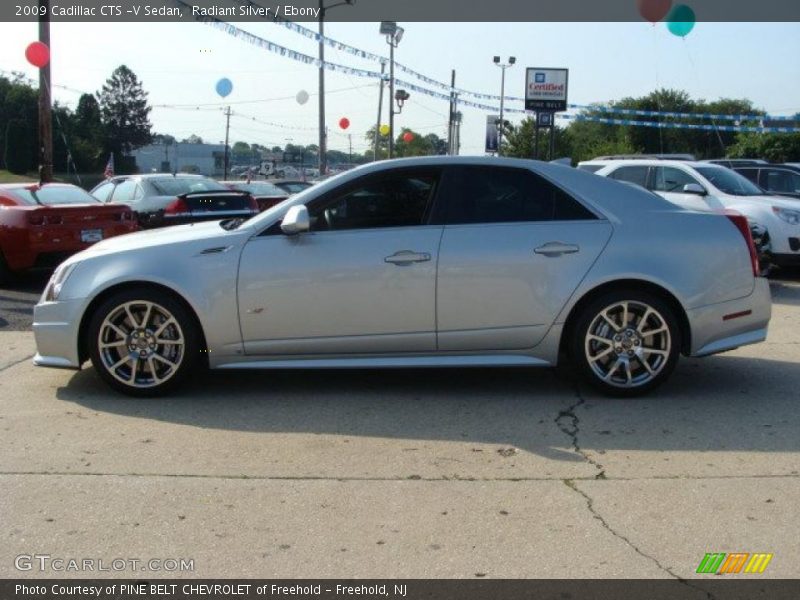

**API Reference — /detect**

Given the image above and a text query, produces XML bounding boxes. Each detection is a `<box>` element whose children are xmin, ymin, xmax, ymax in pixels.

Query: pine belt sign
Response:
<box><xmin>525</xmin><ymin>68</ymin><xmax>569</xmax><ymax>112</ymax></box>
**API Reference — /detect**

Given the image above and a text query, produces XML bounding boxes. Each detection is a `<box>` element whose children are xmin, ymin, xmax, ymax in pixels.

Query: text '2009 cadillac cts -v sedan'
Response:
<box><xmin>33</xmin><ymin>157</ymin><xmax>771</xmax><ymax>397</ymax></box>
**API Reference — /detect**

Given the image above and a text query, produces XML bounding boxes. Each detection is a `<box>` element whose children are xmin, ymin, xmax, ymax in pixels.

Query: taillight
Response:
<box><xmin>725</xmin><ymin>212</ymin><xmax>759</xmax><ymax>277</ymax></box>
<box><xmin>164</xmin><ymin>197</ymin><xmax>189</xmax><ymax>215</ymax></box>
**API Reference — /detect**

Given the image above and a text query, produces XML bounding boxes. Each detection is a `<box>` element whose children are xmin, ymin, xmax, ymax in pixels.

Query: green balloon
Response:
<box><xmin>666</xmin><ymin>4</ymin><xmax>696</xmax><ymax>37</ymax></box>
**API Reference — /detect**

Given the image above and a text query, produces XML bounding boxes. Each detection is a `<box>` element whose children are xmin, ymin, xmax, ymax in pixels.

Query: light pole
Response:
<box><xmin>380</xmin><ymin>21</ymin><xmax>404</xmax><ymax>158</ymax></box>
<box><xmin>493</xmin><ymin>56</ymin><xmax>515</xmax><ymax>157</ymax></box>
<box><xmin>318</xmin><ymin>0</ymin><xmax>354</xmax><ymax>177</ymax></box>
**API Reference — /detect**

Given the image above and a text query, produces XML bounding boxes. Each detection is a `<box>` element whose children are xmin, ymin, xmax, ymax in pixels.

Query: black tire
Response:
<box><xmin>87</xmin><ymin>288</ymin><xmax>201</xmax><ymax>397</ymax></box>
<box><xmin>570</xmin><ymin>289</ymin><xmax>681</xmax><ymax>397</ymax></box>
<box><xmin>0</xmin><ymin>252</ymin><xmax>12</xmax><ymax>287</ymax></box>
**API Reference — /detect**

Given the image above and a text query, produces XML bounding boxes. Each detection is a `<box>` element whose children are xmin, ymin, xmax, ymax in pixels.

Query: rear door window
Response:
<box><xmin>608</xmin><ymin>166</ymin><xmax>649</xmax><ymax>189</ymax></box>
<box><xmin>444</xmin><ymin>166</ymin><xmax>596</xmax><ymax>224</ymax></box>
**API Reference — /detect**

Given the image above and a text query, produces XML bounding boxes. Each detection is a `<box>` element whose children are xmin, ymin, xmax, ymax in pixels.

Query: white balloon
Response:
<box><xmin>296</xmin><ymin>90</ymin><xmax>309</xmax><ymax>105</ymax></box>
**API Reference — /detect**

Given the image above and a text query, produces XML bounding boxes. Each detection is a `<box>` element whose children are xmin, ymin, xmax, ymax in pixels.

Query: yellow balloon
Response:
<box><xmin>379</xmin><ymin>124</ymin><xmax>390</xmax><ymax>136</ymax></box>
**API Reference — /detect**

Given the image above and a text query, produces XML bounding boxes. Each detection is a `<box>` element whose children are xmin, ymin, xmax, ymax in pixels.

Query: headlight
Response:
<box><xmin>43</xmin><ymin>262</ymin><xmax>79</xmax><ymax>302</ymax></box>
<box><xmin>773</xmin><ymin>206</ymin><xmax>800</xmax><ymax>225</ymax></box>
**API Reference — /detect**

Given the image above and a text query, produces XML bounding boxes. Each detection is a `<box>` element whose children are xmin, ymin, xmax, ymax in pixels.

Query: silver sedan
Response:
<box><xmin>33</xmin><ymin>157</ymin><xmax>771</xmax><ymax>397</ymax></box>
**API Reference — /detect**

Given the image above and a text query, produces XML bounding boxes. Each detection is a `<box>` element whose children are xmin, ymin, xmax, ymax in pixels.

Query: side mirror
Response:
<box><xmin>683</xmin><ymin>183</ymin><xmax>707</xmax><ymax>196</ymax></box>
<box><xmin>280</xmin><ymin>205</ymin><xmax>310</xmax><ymax>235</ymax></box>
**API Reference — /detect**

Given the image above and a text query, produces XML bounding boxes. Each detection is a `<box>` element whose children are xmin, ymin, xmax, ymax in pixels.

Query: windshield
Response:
<box><xmin>10</xmin><ymin>185</ymin><xmax>100</xmax><ymax>206</ymax></box>
<box><xmin>148</xmin><ymin>177</ymin><xmax>228</xmax><ymax>196</ymax></box>
<box><xmin>230</xmin><ymin>182</ymin><xmax>286</xmax><ymax>196</ymax></box>
<box><xmin>695</xmin><ymin>167</ymin><xmax>764</xmax><ymax>196</ymax></box>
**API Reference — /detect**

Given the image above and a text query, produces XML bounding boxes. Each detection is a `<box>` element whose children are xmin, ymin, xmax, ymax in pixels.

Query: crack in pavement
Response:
<box><xmin>0</xmin><ymin>354</ymin><xmax>35</xmax><ymax>373</ymax></box>
<box><xmin>554</xmin><ymin>384</ymin><xmax>606</xmax><ymax>479</ymax></box>
<box><xmin>563</xmin><ymin>479</ymin><xmax>716</xmax><ymax>600</ymax></box>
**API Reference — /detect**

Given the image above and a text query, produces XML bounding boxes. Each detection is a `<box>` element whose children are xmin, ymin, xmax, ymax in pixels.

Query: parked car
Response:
<box><xmin>704</xmin><ymin>158</ymin><xmax>768</xmax><ymax>168</ymax></box>
<box><xmin>33</xmin><ymin>157</ymin><xmax>770</xmax><ymax>397</ymax></box>
<box><xmin>0</xmin><ymin>183</ymin><xmax>137</xmax><ymax>284</ymax></box>
<box><xmin>220</xmin><ymin>181</ymin><xmax>289</xmax><ymax>212</ymax></box>
<box><xmin>272</xmin><ymin>180</ymin><xmax>314</xmax><ymax>195</ymax></box>
<box><xmin>733</xmin><ymin>164</ymin><xmax>800</xmax><ymax>200</ymax></box>
<box><xmin>90</xmin><ymin>174</ymin><xmax>259</xmax><ymax>229</ymax></box>
<box><xmin>594</xmin><ymin>159</ymin><xmax>800</xmax><ymax>269</ymax></box>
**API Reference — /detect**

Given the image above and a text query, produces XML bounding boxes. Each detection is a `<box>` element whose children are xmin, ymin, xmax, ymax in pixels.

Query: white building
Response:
<box><xmin>132</xmin><ymin>142</ymin><xmax>228</xmax><ymax>177</ymax></box>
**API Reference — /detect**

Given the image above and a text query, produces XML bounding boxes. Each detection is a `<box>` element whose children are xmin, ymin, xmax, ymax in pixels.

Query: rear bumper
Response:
<box><xmin>688</xmin><ymin>277</ymin><xmax>771</xmax><ymax>357</ymax></box>
<box><xmin>32</xmin><ymin>298</ymin><xmax>85</xmax><ymax>369</ymax></box>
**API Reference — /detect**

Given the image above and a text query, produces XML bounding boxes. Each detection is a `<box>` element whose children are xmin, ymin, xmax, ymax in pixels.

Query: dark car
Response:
<box><xmin>733</xmin><ymin>164</ymin><xmax>800</xmax><ymax>200</ymax></box>
<box><xmin>0</xmin><ymin>183</ymin><xmax>137</xmax><ymax>283</ymax></box>
<box><xmin>220</xmin><ymin>180</ymin><xmax>289</xmax><ymax>212</ymax></box>
<box><xmin>704</xmin><ymin>158</ymin><xmax>768</xmax><ymax>168</ymax></box>
<box><xmin>91</xmin><ymin>174</ymin><xmax>259</xmax><ymax>229</ymax></box>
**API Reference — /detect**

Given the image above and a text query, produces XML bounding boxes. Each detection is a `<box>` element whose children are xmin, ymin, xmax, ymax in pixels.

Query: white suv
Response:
<box><xmin>594</xmin><ymin>160</ymin><xmax>800</xmax><ymax>268</ymax></box>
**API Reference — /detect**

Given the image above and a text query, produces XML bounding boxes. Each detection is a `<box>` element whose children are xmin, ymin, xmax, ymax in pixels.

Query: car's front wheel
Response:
<box><xmin>571</xmin><ymin>290</ymin><xmax>681</xmax><ymax>397</ymax></box>
<box><xmin>87</xmin><ymin>289</ymin><xmax>200</xmax><ymax>397</ymax></box>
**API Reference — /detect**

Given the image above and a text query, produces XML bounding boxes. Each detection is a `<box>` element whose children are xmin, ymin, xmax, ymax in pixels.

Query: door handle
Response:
<box><xmin>384</xmin><ymin>250</ymin><xmax>431</xmax><ymax>265</ymax></box>
<box><xmin>534</xmin><ymin>242</ymin><xmax>580</xmax><ymax>257</ymax></box>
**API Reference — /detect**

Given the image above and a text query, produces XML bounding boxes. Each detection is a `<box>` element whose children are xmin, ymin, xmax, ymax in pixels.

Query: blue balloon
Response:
<box><xmin>215</xmin><ymin>77</ymin><xmax>233</xmax><ymax>98</ymax></box>
<box><xmin>666</xmin><ymin>4</ymin><xmax>695</xmax><ymax>37</ymax></box>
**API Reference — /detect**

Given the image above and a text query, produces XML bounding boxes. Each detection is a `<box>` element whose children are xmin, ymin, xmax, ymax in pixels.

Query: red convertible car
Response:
<box><xmin>0</xmin><ymin>183</ymin><xmax>137</xmax><ymax>283</ymax></box>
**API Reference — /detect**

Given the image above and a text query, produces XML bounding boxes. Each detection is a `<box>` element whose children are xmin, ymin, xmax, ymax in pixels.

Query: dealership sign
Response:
<box><xmin>525</xmin><ymin>68</ymin><xmax>568</xmax><ymax>112</ymax></box>
<box><xmin>485</xmin><ymin>115</ymin><xmax>499</xmax><ymax>153</ymax></box>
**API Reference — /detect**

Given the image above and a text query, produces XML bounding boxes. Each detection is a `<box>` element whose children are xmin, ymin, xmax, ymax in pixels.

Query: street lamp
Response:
<box><xmin>318</xmin><ymin>0</ymin><xmax>354</xmax><ymax>177</ymax></box>
<box><xmin>380</xmin><ymin>21</ymin><xmax>405</xmax><ymax>158</ymax></box>
<box><xmin>394</xmin><ymin>89</ymin><xmax>410</xmax><ymax>113</ymax></box>
<box><xmin>493</xmin><ymin>55</ymin><xmax>515</xmax><ymax>156</ymax></box>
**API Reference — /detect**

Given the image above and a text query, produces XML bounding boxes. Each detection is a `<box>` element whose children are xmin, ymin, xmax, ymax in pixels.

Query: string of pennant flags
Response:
<box><xmin>558</xmin><ymin>114</ymin><xmax>800</xmax><ymax>134</ymax></box>
<box><xmin>187</xmin><ymin>6</ymin><xmax>800</xmax><ymax>134</ymax></box>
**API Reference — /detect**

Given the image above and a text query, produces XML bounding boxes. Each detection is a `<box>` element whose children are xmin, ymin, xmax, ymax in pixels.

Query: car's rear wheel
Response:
<box><xmin>87</xmin><ymin>289</ymin><xmax>200</xmax><ymax>397</ymax></box>
<box><xmin>571</xmin><ymin>290</ymin><xmax>681</xmax><ymax>397</ymax></box>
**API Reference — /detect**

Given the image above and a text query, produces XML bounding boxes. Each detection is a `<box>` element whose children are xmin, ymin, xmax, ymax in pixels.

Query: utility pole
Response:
<box><xmin>374</xmin><ymin>61</ymin><xmax>385</xmax><ymax>162</ymax></box>
<box><xmin>348</xmin><ymin>134</ymin><xmax>352</xmax><ymax>164</ymax></box>
<box><xmin>38</xmin><ymin>0</ymin><xmax>53</xmax><ymax>183</ymax></box>
<box><xmin>388</xmin><ymin>40</ymin><xmax>395</xmax><ymax>158</ymax></box>
<box><xmin>317</xmin><ymin>0</ymin><xmax>327</xmax><ymax>176</ymax></box>
<box><xmin>447</xmin><ymin>70</ymin><xmax>455</xmax><ymax>155</ymax></box>
<box><xmin>223</xmin><ymin>106</ymin><xmax>231</xmax><ymax>180</ymax></box>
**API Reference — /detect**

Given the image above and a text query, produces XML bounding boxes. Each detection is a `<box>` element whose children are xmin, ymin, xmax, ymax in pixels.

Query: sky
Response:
<box><xmin>1</xmin><ymin>21</ymin><xmax>799</xmax><ymax>156</ymax></box>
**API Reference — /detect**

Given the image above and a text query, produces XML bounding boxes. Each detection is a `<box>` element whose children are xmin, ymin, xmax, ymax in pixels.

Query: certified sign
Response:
<box><xmin>485</xmin><ymin>115</ymin><xmax>499</xmax><ymax>153</ymax></box>
<box><xmin>525</xmin><ymin>68</ymin><xmax>568</xmax><ymax>112</ymax></box>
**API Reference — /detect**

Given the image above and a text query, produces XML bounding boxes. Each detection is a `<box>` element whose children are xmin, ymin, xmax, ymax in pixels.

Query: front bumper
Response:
<box><xmin>688</xmin><ymin>277</ymin><xmax>772</xmax><ymax>357</ymax></box>
<box><xmin>32</xmin><ymin>298</ymin><xmax>86</xmax><ymax>369</ymax></box>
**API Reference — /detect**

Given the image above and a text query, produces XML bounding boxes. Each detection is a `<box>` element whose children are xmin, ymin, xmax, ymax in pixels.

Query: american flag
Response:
<box><xmin>103</xmin><ymin>153</ymin><xmax>114</xmax><ymax>179</ymax></box>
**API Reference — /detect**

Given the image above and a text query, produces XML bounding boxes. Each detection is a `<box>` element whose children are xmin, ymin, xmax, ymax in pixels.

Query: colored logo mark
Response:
<box><xmin>696</xmin><ymin>553</ymin><xmax>773</xmax><ymax>574</ymax></box>
<box><xmin>535</xmin><ymin>72</ymin><xmax>546</xmax><ymax>83</ymax></box>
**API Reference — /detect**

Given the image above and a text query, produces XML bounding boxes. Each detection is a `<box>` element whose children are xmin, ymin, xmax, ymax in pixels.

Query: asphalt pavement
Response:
<box><xmin>0</xmin><ymin>272</ymin><xmax>798</xmax><ymax>581</ymax></box>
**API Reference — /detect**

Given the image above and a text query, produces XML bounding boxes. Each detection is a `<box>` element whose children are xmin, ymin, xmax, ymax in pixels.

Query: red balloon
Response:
<box><xmin>339</xmin><ymin>117</ymin><xmax>350</xmax><ymax>130</ymax></box>
<box><xmin>25</xmin><ymin>41</ymin><xmax>50</xmax><ymax>68</ymax></box>
<box><xmin>637</xmin><ymin>0</ymin><xmax>672</xmax><ymax>23</ymax></box>
<box><xmin>402</xmin><ymin>132</ymin><xmax>414</xmax><ymax>143</ymax></box>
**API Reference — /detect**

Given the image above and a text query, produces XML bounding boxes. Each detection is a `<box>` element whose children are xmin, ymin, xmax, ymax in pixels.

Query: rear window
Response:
<box><xmin>230</xmin><ymin>182</ymin><xmax>286</xmax><ymax>196</ymax></box>
<box><xmin>9</xmin><ymin>185</ymin><xmax>99</xmax><ymax>206</ymax></box>
<box><xmin>148</xmin><ymin>177</ymin><xmax>228</xmax><ymax>196</ymax></box>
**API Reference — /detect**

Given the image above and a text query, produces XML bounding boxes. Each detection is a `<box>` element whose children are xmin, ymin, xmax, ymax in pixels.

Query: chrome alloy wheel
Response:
<box><xmin>97</xmin><ymin>300</ymin><xmax>185</xmax><ymax>389</ymax></box>
<box><xmin>584</xmin><ymin>300</ymin><xmax>671</xmax><ymax>389</ymax></box>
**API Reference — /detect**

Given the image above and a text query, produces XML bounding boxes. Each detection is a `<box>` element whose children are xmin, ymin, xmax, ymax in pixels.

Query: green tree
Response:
<box><xmin>729</xmin><ymin>132</ymin><xmax>800</xmax><ymax>162</ymax></box>
<box><xmin>97</xmin><ymin>65</ymin><xmax>153</xmax><ymax>155</ymax></box>
<box><xmin>0</xmin><ymin>75</ymin><xmax>38</xmax><ymax>173</ymax></box>
<box><xmin>181</xmin><ymin>134</ymin><xmax>203</xmax><ymax>144</ymax></box>
<box><xmin>503</xmin><ymin>118</ymin><xmax>575</xmax><ymax>161</ymax></box>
